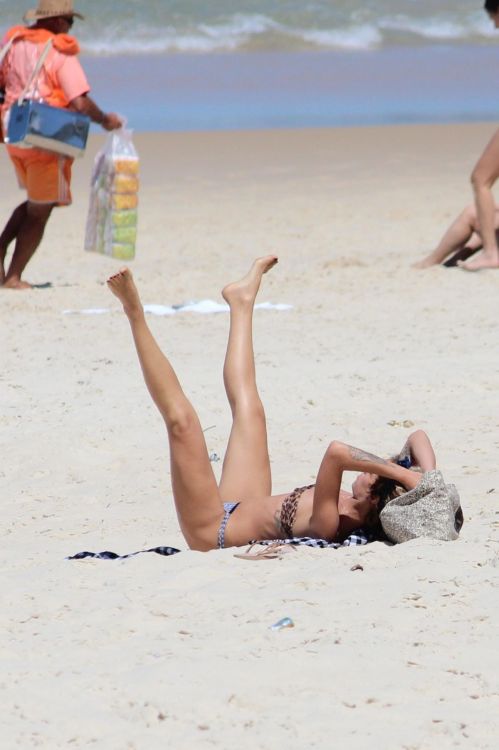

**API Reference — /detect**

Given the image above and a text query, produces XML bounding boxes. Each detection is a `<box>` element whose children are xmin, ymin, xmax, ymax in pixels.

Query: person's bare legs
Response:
<box><xmin>107</xmin><ymin>268</ymin><xmax>223</xmax><ymax>551</ymax></box>
<box><xmin>2</xmin><ymin>201</ymin><xmax>54</xmax><ymax>289</ymax></box>
<box><xmin>443</xmin><ymin>227</ymin><xmax>499</xmax><ymax>266</ymax></box>
<box><xmin>218</xmin><ymin>255</ymin><xmax>278</xmax><ymax>501</ymax></box>
<box><xmin>0</xmin><ymin>202</ymin><xmax>28</xmax><ymax>285</ymax></box>
<box><xmin>413</xmin><ymin>204</ymin><xmax>488</xmax><ymax>269</ymax></box>
<box><xmin>443</xmin><ymin>231</ymin><xmax>482</xmax><ymax>267</ymax></box>
<box><xmin>460</xmin><ymin>128</ymin><xmax>499</xmax><ymax>271</ymax></box>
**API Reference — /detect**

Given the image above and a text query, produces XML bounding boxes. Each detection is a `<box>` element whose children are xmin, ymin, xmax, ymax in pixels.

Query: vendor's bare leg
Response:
<box><xmin>2</xmin><ymin>202</ymin><xmax>54</xmax><ymax>289</ymax></box>
<box><xmin>0</xmin><ymin>202</ymin><xmax>28</xmax><ymax>285</ymax></box>
<box><xmin>218</xmin><ymin>255</ymin><xmax>278</xmax><ymax>502</ymax></box>
<box><xmin>413</xmin><ymin>204</ymin><xmax>479</xmax><ymax>269</ymax></box>
<box><xmin>107</xmin><ymin>267</ymin><xmax>223</xmax><ymax>550</ymax></box>
<box><xmin>460</xmin><ymin>129</ymin><xmax>499</xmax><ymax>271</ymax></box>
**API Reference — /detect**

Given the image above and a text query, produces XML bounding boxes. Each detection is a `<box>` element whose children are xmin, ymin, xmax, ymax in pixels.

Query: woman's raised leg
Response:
<box><xmin>107</xmin><ymin>268</ymin><xmax>223</xmax><ymax>550</ymax></box>
<box><xmin>217</xmin><ymin>256</ymin><xmax>278</xmax><ymax>501</ymax></box>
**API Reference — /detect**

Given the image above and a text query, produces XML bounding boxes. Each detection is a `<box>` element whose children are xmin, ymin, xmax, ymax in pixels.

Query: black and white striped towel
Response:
<box><xmin>66</xmin><ymin>530</ymin><xmax>371</xmax><ymax>561</ymax></box>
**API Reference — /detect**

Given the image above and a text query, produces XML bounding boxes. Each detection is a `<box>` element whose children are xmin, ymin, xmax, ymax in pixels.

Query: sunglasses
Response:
<box><xmin>62</xmin><ymin>16</ymin><xmax>74</xmax><ymax>27</ymax></box>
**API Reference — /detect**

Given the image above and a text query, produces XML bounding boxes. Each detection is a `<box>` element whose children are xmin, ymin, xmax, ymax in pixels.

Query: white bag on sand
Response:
<box><xmin>379</xmin><ymin>469</ymin><xmax>463</xmax><ymax>543</ymax></box>
<box><xmin>84</xmin><ymin>127</ymin><xmax>139</xmax><ymax>260</ymax></box>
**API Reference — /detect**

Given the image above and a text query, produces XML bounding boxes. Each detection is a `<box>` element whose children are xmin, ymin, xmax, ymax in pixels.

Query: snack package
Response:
<box><xmin>84</xmin><ymin>127</ymin><xmax>139</xmax><ymax>260</ymax></box>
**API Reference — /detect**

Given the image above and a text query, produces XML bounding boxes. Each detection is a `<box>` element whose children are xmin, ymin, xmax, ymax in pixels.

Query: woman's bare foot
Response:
<box><xmin>413</xmin><ymin>255</ymin><xmax>438</xmax><ymax>270</ymax></box>
<box><xmin>107</xmin><ymin>267</ymin><xmax>143</xmax><ymax>318</ymax></box>
<box><xmin>442</xmin><ymin>246</ymin><xmax>480</xmax><ymax>267</ymax></box>
<box><xmin>222</xmin><ymin>255</ymin><xmax>278</xmax><ymax>306</ymax></box>
<box><xmin>458</xmin><ymin>250</ymin><xmax>499</xmax><ymax>271</ymax></box>
<box><xmin>2</xmin><ymin>277</ymin><xmax>32</xmax><ymax>290</ymax></box>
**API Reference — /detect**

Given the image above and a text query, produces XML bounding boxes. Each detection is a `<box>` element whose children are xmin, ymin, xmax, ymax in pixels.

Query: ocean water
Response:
<box><xmin>2</xmin><ymin>1</ymin><xmax>499</xmax><ymax>131</ymax></box>
<box><xmin>1</xmin><ymin>0</ymin><xmax>496</xmax><ymax>55</ymax></box>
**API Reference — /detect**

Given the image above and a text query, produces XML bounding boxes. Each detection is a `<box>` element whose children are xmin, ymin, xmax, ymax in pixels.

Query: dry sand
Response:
<box><xmin>1</xmin><ymin>123</ymin><xmax>498</xmax><ymax>749</ymax></box>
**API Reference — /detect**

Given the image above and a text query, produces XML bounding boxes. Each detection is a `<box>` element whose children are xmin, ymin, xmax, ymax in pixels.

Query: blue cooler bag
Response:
<box><xmin>4</xmin><ymin>37</ymin><xmax>90</xmax><ymax>159</ymax></box>
<box><xmin>7</xmin><ymin>99</ymin><xmax>90</xmax><ymax>158</ymax></box>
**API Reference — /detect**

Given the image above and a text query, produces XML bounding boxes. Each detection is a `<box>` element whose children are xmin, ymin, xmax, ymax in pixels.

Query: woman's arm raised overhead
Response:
<box><xmin>399</xmin><ymin>430</ymin><xmax>436</xmax><ymax>472</ymax></box>
<box><xmin>334</xmin><ymin>442</ymin><xmax>421</xmax><ymax>490</ymax></box>
<box><xmin>309</xmin><ymin>440</ymin><xmax>421</xmax><ymax>540</ymax></box>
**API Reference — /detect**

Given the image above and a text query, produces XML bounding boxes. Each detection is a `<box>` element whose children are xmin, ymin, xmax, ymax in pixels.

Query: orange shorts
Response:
<box><xmin>7</xmin><ymin>145</ymin><xmax>73</xmax><ymax>206</ymax></box>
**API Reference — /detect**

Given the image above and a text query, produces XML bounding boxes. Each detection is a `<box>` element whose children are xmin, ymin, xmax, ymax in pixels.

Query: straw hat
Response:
<box><xmin>24</xmin><ymin>0</ymin><xmax>84</xmax><ymax>22</ymax></box>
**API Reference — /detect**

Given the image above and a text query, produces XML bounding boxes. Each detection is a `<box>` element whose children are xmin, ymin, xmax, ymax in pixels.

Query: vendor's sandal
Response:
<box><xmin>234</xmin><ymin>541</ymin><xmax>296</xmax><ymax>561</ymax></box>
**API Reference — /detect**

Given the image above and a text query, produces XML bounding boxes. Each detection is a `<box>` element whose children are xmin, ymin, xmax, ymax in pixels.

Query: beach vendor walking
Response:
<box><xmin>0</xmin><ymin>0</ymin><xmax>122</xmax><ymax>289</ymax></box>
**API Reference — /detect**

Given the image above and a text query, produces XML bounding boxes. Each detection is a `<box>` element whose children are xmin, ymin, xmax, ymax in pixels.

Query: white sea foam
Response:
<box><xmin>80</xmin><ymin>15</ymin><xmax>280</xmax><ymax>56</ymax></box>
<box><xmin>381</xmin><ymin>18</ymin><xmax>467</xmax><ymax>41</ymax></box>
<box><xmin>78</xmin><ymin>12</ymin><xmax>499</xmax><ymax>56</ymax></box>
<box><xmin>379</xmin><ymin>13</ymin><xmax>496</xmax><ymax>42</ymax></box>
<box><xmin>199</xmin><ymin>13</ymin><xmax>278</xmax><ymax>41</ymax></box>
<box><xmin>300</xmin><ymin>25</ymin><xmax>382</xmax><ymax>51</ymax></box>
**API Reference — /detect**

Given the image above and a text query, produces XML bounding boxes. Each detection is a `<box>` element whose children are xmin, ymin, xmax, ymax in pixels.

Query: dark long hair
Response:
<box><xmin>366</xmin><ymin>469</ymin><xmax>421</xmax><ymax>540</ymax></box>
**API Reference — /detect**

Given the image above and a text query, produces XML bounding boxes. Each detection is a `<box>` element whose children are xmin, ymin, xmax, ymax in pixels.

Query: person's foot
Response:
<box><xmin>107</xmin><ymin>267</ymin><xmax>143</xmax><ymax>318</ymax></box>
<box><xmin>458</xmin><ymin>251</ymin><xmax>499</xmax><ymax>271</ymax></box>
<box><xmin>443</xmin><ymin>246</ymin><xmax>479</xmax><ymax>267</ymax></box>
<box><xmin>1</xmin><ymin>277</ymin><xmax>32</xmax><ymax>290</ymax></box>
<box><xmin>412</xmin><ymin>253</ymin><xmax>441</xmax><ymax>269</ymax></box>
<box><xmin>222</xmin><ymin>255</ymin><xmax>278</xmax><ymax>306</ymax></box>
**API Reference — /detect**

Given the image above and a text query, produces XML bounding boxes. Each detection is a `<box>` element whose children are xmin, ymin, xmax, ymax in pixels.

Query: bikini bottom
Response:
<box><xmin>217</xmin><ymin>501</ymin><xmax>240</xmax><ymax>549</ymax></box>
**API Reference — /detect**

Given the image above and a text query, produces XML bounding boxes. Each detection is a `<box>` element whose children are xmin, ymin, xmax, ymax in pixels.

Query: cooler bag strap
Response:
<box><xmin>0</xmin><ymin>34</ymin><xmax>18</xmax><ymax>66</ymax></box>
<box><xmin>18</xmin><ymin>38</ymin><xmax>53</xmax><ymax>104</ymax></box>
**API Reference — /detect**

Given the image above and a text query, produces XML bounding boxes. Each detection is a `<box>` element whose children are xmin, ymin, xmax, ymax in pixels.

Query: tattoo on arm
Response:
<box><xmin>348</xmin><ymin>445</ymin><xmax>388</xmax><ymax>465</ymax></box>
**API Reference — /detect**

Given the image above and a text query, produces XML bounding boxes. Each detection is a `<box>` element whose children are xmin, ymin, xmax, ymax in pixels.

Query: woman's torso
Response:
<box><xmin>223</xmin><ymin>485</ymin><xmax>358</xmax><ymax>547</ymax></box>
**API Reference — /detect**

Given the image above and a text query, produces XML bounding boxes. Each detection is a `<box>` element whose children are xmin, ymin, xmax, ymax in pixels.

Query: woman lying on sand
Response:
<box><xmin>108</xmin><ymin>257</ymin><xmax>433</xmax><ymax>551</ymax></box>
<box><xmin>414</xmin><ymin>203</ymin><xmax>499</xmax><ymax>269</ymax></box>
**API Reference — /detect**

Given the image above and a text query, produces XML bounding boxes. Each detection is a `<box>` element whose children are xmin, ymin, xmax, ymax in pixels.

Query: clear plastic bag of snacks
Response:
<box><xmin>84</xmin><ymin>127</ymin><xmax>139</xmax><ymax>260</ymax></box>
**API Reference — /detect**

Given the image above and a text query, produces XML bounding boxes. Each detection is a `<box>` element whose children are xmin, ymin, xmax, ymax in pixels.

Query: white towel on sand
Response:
<box><xmin>63</xmin><ymin>301</ymin><xmax>293</xmax><ymax>316</ymax></box>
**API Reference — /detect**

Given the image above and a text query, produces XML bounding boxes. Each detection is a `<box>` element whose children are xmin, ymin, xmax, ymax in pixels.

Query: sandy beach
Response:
<box><xmin>1</xmin><ymin>122</ymin><xmax>498</xmax><ymax>748</ymax></box>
